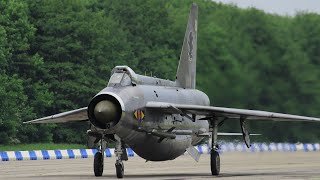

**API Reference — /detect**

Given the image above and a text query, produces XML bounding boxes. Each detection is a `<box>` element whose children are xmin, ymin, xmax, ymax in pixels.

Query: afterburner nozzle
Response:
<box><xmin>94</xmin><ymin>100</ymin><xmax>118</xmax><ymax>124</ymax></box>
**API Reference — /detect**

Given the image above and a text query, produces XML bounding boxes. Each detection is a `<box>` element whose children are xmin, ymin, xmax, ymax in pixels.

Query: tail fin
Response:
<box><xmin>176</xmin><ymin>3</ymin><xmax>198</xmax><ymax>89</ymax></box>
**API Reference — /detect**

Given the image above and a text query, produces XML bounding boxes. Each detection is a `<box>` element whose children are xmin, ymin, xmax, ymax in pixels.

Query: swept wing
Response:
<box><xmin>146</xmin><ymin>102</ymin><xmax>320</xmax><ymax>122</ymax></box>
<box><xmin>24</xmin><ymin>107</ymin><xmax>88</xmax><ymax>124</ymax></box>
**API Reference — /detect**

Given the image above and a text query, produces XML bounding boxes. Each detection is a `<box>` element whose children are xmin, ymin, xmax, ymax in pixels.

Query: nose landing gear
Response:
<box><xmin>94</xmin><ymin>138</ymin><xmax>105</xmax><ymax>177</ymax></box>
<box><xmin>94</xmin><ymin>151</ymin><xmax>104</xmax><ymax>176</ymax></box>
<box><xmin>93</xmin><ymin>134</ymin><xmax>127</xmax><ymax>178</ymax></box>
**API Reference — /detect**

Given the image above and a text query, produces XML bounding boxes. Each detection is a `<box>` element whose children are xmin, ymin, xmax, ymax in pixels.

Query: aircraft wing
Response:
<box><xmin>24</xmin><ymin>107</ymin><xmax>88</xmax><ymax>124</ymax></box>
<box><xmin>146</xmin><ymin>102</ymin><xmax>320</xmax><ymax>122</ymax></box>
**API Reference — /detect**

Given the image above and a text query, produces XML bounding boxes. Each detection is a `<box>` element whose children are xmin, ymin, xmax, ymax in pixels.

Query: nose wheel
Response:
<box><xmin>94</xmin><ymin>151</ymin><xmax>104</xmax><ymax>176</ymax></box>
<box><xmin>94</xmin><ymin>138</ymin><xmax>105</xmax><ymax>177</ymax></box>
<box><xmin>92</xmin><ymin>134</ymin><xmax>128</xmax><ymax>178</ymax></box>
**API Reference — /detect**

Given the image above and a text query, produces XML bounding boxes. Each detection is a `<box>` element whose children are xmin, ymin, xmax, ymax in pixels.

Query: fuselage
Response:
<box><xmin>89</xmin><ymin>66</ymin><xmax>210</xmax><ymax>161</ymax></box>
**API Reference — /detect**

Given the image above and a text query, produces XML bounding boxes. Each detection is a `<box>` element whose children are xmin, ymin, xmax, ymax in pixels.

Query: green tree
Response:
<box><xmin>1</xmin><ymin>0</ymin><xmax>320</xmax><ymax>144</ymax></box>
<box><xmin>100</xmin><ymin>0</ymin><xmax>177</xmax><ymax>79</ymax></box>
<box><xmin>28</xmin><ymin>0</ymin><xmax>134</xmax><ymax>143</ymax></box>
<box><xmin>0</xmin><ymin>75</ymin><xmax>30</xmax><ymax>144</ymax></box>
<box><xmin>0</xmin><ymin>0</ymin><xmax>54</xmax><ymax>144</ymax></box>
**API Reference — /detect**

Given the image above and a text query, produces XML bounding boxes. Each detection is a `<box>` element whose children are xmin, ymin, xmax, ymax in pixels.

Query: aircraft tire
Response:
<box><xmin>94</xmin><ymin>152</ymin><xmax>104</xmax><ymax>176</ymax></box>
<box><xmin>115</xmin><ymin>161</ymin><xmax>124</xmax><ymax>178</ymax></box>
<box><xmin>211</xmin><ymin>150</ymin><xmax>220</xmax><ymax>175</ymax></box>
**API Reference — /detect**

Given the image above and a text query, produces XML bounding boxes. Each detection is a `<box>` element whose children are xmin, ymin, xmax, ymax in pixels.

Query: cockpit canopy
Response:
<box><xmin>108</xmin><ymin>65</ymin><xmax>177</xmax><ymax>87</ymax></box>
<box><xmin>108</xmin><ymin>72</ymin><xmax>132</xmax><ymax>87</ymax></box>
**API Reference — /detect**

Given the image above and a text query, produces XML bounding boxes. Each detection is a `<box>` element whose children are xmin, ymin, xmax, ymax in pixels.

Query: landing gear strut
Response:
<box><xmin>210</xmin><ymin>119</ymin><xmax>220</xmax><ymax>175</ymax></box>
<box><xmin>114</xmin><ymin>134</ymin><xmax>127</xmax><ymax>178</ymax></box>
<box><xmin>94</xmin><ymin>138</ymin><xmax>105</xmax><ymax>176</ymax></box>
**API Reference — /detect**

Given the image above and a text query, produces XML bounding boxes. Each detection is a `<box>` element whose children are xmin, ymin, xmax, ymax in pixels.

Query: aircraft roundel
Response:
<box><xmin>134</xmin><ymin>110</ymin><xmax>145</xmax><ymax>122</ymax></box>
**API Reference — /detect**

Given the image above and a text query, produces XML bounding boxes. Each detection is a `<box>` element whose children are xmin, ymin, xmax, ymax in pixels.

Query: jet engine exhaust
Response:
<box><xmin>88</xmin><ymin>94</ymin><xmax>122</xmax><ymax>129</ymax></box>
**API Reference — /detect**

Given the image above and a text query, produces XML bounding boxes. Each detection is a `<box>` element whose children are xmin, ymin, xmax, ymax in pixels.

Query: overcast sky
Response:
<box><xmin>213</xmin><ymin>0</ymin><xmax>320</xmax><ymax>16</ymax></box>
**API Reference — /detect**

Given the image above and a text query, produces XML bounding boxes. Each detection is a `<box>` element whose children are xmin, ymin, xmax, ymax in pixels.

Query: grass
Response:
<box><xmin>0</xmin><ymin>143</ymin><xmax>87</xmax><ymax>152</ymax></box>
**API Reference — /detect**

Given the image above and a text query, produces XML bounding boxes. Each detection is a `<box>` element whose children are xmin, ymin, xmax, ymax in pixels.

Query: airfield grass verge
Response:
<box><xmin>0</xmin><ymin>143</ymin><xmax>87</xmax><ymax>151</ymax></box>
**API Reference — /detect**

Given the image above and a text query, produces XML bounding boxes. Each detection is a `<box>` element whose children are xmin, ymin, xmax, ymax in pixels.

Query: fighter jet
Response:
<box><xmin>25</xmin><ymin>3</ymin><xmax>320</xmax><ymax>178</ymax></box>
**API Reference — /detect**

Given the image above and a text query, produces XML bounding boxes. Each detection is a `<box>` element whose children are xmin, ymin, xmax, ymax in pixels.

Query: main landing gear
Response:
<box><xmin>93</xmin><ymin>134</ymin><xmax>128</xmax><ymax>178</ymax></box>
<box><xmin>114</xmin><ymin>134</ymin><xmax>126</xmax><ymax>178</ymax></box>
<box><xmin>211</xmin><ymin>149</ymin><xmax>220</xmax><ymax>175</ymax></box>
<box><xmin>210</xmin><ymin>119</ymin><xmax>220</xmax><ymax>176</ymax></box>
<box><xmin>115</xmin><ymin>160</ymin><xmax>124</xmax><ymax>178</ymax></box>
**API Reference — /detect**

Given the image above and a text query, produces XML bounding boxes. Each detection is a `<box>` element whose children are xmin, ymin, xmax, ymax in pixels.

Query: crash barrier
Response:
<box><xmin>0</xmin><ymin>143</ymin><xmax>319</xmax><ymax>161</ymax></box>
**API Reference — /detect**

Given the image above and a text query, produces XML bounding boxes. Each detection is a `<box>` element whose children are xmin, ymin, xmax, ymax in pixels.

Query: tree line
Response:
<box><xmin>0</xmin><ymin>0</ymin><xmax>320</xmax><ymax>144</ymax></box>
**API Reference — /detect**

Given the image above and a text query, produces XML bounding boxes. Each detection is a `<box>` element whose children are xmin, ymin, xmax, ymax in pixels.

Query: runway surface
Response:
<box><xmin>1</xmin><ymin>152</ymin><xmax>320</xmax><ymax>179</ymax></box>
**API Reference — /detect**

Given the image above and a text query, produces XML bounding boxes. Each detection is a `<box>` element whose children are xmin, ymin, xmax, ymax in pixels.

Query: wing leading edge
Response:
<box><xmin>146</xmin><ymin>102</ymin><xmax>320</xmax><ymax>122</ymax></box>
<box><xmin>24</xmin><ymin>107</ymin><xmax>88</xmax><ymax>124</ymax></box>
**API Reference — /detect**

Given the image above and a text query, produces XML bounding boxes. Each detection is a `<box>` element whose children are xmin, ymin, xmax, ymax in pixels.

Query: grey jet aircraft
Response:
<box><xmin>25</xmin><ymin>3</ymin><xmax>320</xmax><ymax>179</ymax></box>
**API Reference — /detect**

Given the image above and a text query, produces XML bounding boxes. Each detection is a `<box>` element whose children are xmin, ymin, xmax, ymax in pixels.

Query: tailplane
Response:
<box><xmin>176</xmin><ymin>3</ymin><xmax>198</xmax><ymax>89</ymax></box>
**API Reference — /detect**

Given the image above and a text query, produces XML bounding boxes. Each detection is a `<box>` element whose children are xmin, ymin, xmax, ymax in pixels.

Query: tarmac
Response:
<box><xmin>1</xmin><ymin>152</ymin><xmax>320</xmax><ymax>180</ymax></box>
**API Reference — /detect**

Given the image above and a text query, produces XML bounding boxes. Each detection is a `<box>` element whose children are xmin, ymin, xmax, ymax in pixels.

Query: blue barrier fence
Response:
<box><xmin>0</xmin><ymin>143</ymin><xmax>319</xmax><ymax>161</ymax></box>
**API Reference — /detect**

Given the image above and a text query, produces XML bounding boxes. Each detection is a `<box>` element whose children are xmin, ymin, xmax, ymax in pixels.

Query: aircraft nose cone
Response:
<box><xmin>94</xmin><ymin>100</ymin><xmax>118</xmax><ymax>124</ymax></box>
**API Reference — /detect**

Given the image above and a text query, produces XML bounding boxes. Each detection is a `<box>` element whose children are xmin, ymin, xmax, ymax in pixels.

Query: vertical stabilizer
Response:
<box><xmin>176</xmin><ymin>3</ymin><xmax>198</xmax><ymax>89</ymax></box>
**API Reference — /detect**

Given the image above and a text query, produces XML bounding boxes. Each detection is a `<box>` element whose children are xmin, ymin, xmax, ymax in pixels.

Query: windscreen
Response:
<box><xmin>108</xmin><ymin>73</ymin><xmax>132</xmax><ymax>87</ymax></box>
<box><xmin>108</xmin><ymin>73</ymin><xmax>124</xmax><ymax>84</ymax></box>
